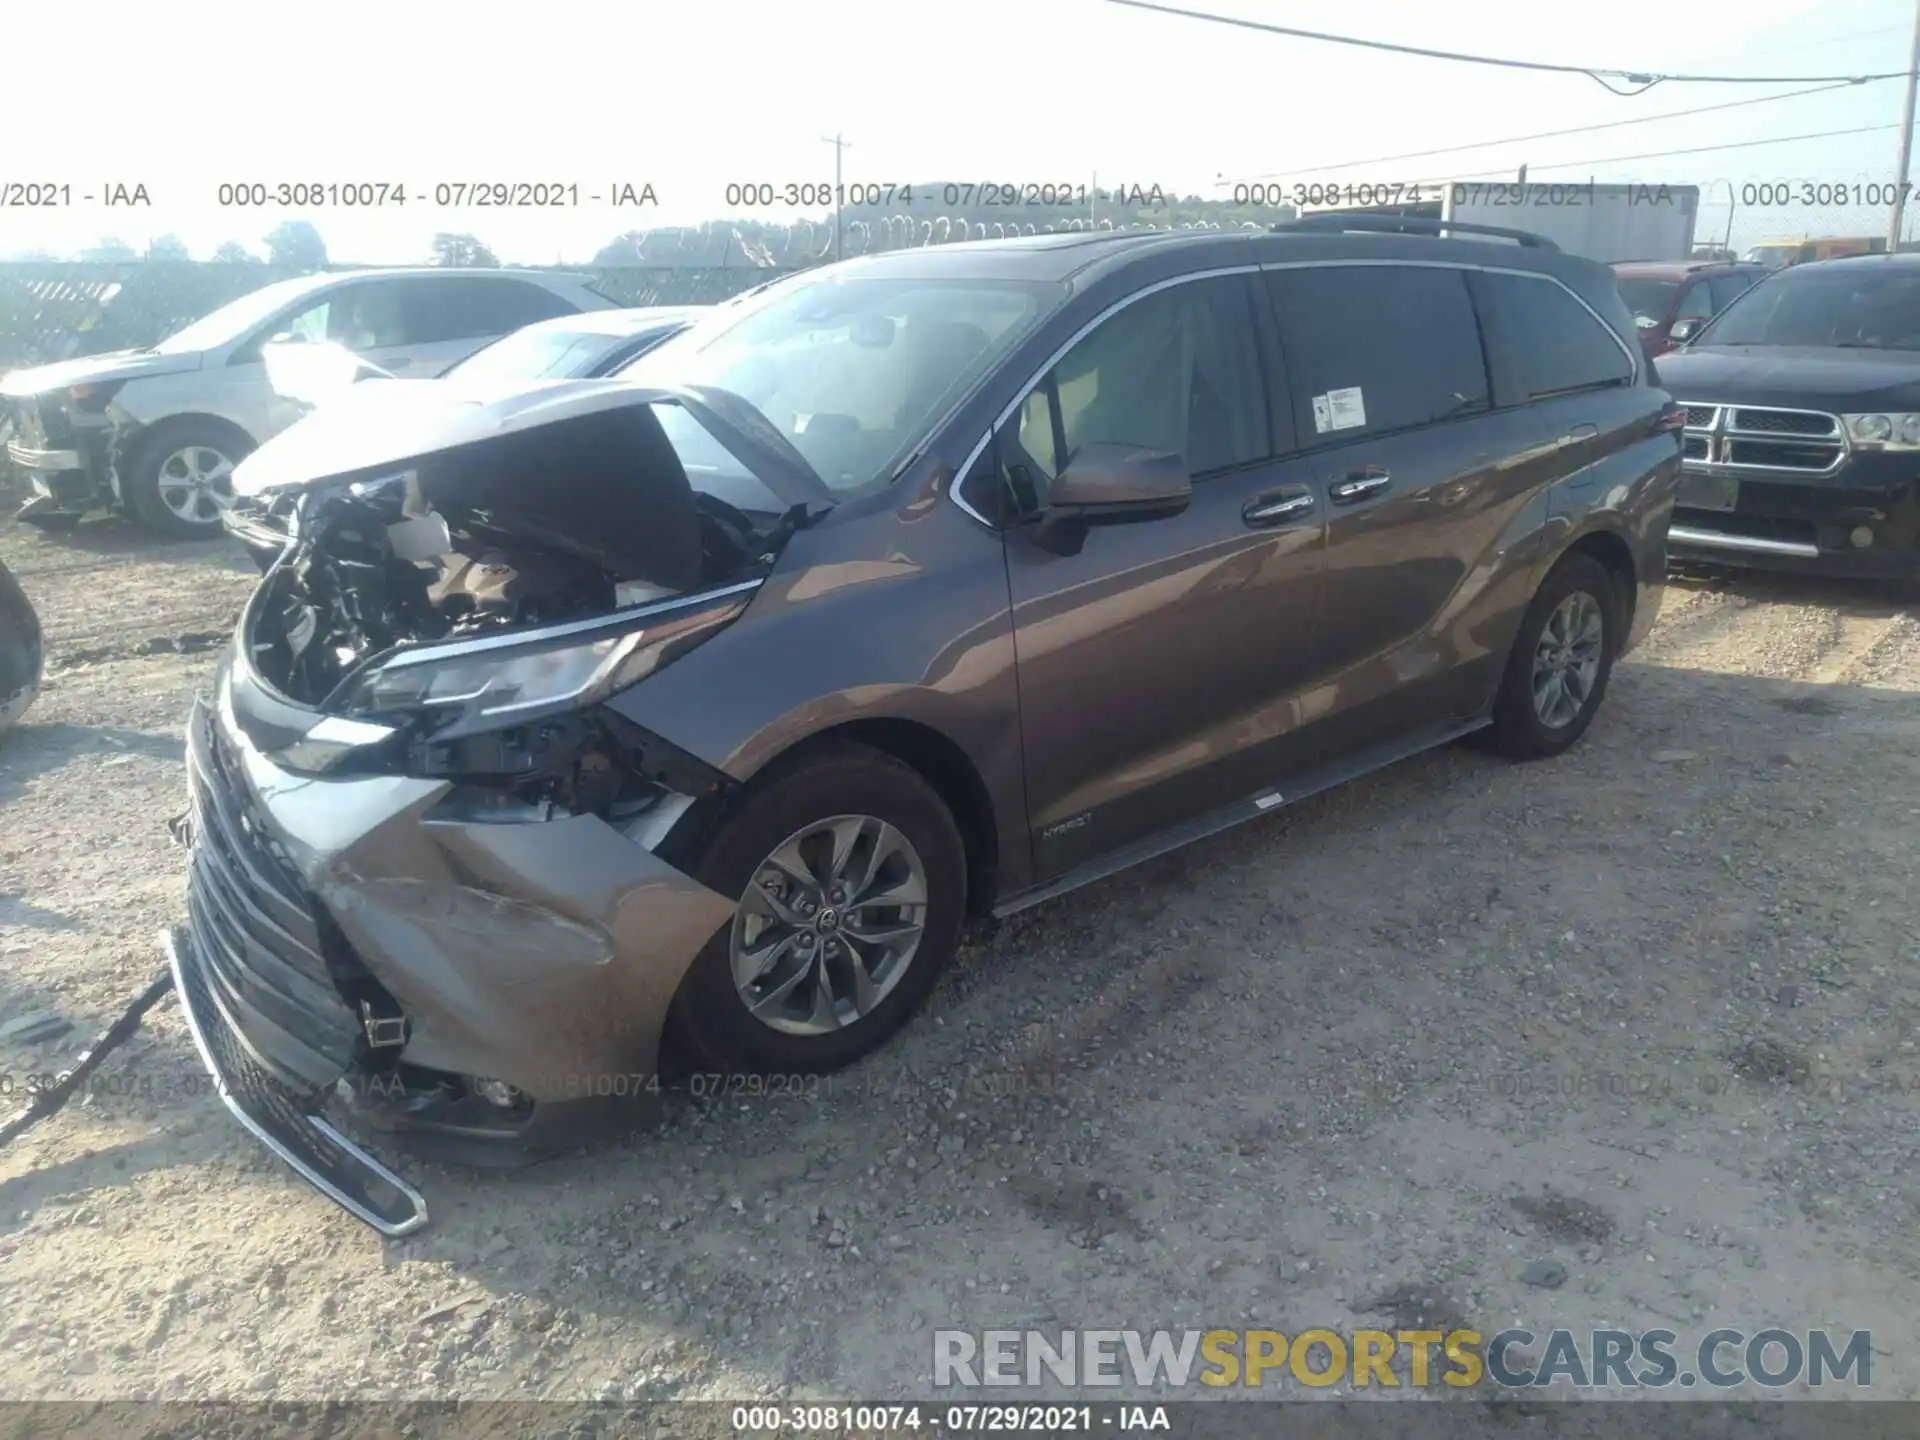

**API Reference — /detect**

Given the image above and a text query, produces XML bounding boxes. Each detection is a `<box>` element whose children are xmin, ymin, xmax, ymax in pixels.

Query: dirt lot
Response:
<box><xmin>1</xmin><ymin>514</ymin><xmax>1918</xmax><ymax>1406</ymax></box>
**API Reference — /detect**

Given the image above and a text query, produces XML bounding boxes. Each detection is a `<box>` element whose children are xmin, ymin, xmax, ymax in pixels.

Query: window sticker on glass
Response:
<box><xmin>1326</xmin><ymin>386</ymin><xmax>1367</xmax><ymax>431</ymax></box>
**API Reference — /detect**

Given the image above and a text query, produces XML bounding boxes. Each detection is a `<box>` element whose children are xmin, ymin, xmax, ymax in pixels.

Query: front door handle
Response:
<box><xmin>1242</xmin><ymin>488</ymin><xmax>1316</xmax><ymax>527</ymax></box>
<box><xmin>1329</xmin><ymin>469</ymin><xmax>1391</xmax><ymax>505</ymax></box>
<box><xmin>1560</xmin><ymin>423</ymin><xmax>1598</xmax><ymax>445</ymax></box>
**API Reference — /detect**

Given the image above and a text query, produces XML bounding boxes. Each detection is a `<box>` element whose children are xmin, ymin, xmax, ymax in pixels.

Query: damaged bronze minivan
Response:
<box><xmin>167</xmin><ymin>221</ymin><xmax>1677</xmax><ymax>1233</ymax></box>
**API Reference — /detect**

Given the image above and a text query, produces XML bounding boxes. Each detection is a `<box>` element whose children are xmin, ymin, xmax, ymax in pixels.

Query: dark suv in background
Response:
<box><xmin>1612</xmin><ymin>259</ymin><xmax>1768</xmax><ymax>358</ymax></box>
<box><xmin>165</xmin><ymin>214</ymin><xmax>1680</xmax><ymax>1233</ymax></box>
<box><xmin>1658</xmin><ymin>253</ymin><xmax>1920</xmax><ymax>580</ymax></box>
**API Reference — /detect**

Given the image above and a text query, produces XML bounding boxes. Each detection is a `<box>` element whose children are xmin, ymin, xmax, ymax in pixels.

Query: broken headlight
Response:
<box><xmin>328</xmin><ymin>590</ymin><xmax>751</xmax><ymax>742</ymax></box>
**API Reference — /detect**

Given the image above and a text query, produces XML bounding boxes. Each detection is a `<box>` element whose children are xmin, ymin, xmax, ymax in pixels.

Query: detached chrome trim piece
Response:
<box><xmin>162</xmin><ymin>928</ymin><xmax>430</xmax><ymax>1238</ymax></box>
<box><xmin>1669</xmin><ymin>525</ymin><xmax>1821</xmax><ymax>559</ymax></box>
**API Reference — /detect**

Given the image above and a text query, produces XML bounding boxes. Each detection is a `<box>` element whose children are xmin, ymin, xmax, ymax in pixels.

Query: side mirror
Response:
<box><xmin>1034</xmin><ymin>442</ymin><xmax>1192</xmax><ymax>556</ymax></box>
<box><xmin>1668</xmin><ymin>317</ymin><xmax>1706</xmax><ymax>346</ymax></box>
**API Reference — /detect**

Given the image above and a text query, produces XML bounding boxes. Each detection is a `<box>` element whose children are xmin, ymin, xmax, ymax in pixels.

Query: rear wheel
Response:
<box><xmin>123</xmin><ymin>420</ymin><xmax>252</xmax><ymax>538</ymax></box>
<box><xmin>1486</xmin><ymin>553</ymin><xmax>1619</xmax><ymax>760</ymax></box>
<box><xmin>666</xmin><ymin>742</ymin><xmax>966</xmax><ymax>1075</ymax></box>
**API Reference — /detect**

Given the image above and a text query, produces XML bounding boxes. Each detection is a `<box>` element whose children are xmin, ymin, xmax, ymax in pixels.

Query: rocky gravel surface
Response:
<box><xmin>2</xmin><ymin>519</ymin><xmax>1918</xmax><ymax>1410</ymax></box>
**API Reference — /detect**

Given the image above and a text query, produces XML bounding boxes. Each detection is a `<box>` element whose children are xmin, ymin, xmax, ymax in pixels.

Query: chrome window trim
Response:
<box><xmin>1252</xmin><ymin>257</ymin><xmax>1640</xmax><ymax>383</ymax></box>
<box><xmin>946</xmin><ymin>256</ymin><xmax>1636</xmax><ymax>529</ymax></box>
<box><xmin>949</xmin><ymin>265</ymin><xmax>1262</xmax><ymax>529</ymax></box>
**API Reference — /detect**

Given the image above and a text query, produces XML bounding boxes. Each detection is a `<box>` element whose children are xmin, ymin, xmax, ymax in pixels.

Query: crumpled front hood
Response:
<box><xmin>230</xmin><ymin>376</ymin><xmax>832</xmax><ymax>596</ymax></box>
<box><xmin>231</xmin><ymin>376</ymin><xmax>656</xmax><ymax>498</ymax></box>
<box><xmin>0</xmin><ymin>348</ymin><xmax>204</xmax><ymax>397</ymax></box>
<box><xmin>1657</xmin><ymin>346</ymin><xmax>1920</xmax><ymax>411</ymax></box>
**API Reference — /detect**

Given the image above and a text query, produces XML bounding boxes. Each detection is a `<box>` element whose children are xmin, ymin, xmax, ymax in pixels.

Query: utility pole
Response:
<box><xmin>822</xmin><ymin>133</ymin><xmax>851</xmax><ymax>262</ymax></box>
<box><xmin>1891</xmin><ymin>0</ymin><xmax>1920</xmax><ymax>254</ymax></box>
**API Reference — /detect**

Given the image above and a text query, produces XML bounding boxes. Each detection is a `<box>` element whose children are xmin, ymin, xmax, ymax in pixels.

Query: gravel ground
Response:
<box><xmin>2</xmin><ymin>516</ymin><xmax>1918</xmax><ymax>1407</ymax></box>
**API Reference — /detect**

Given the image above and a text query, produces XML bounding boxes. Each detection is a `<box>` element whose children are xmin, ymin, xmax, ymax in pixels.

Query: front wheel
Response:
<box><xmin>122</xmin><ymin>421</ymin><xmax>252</xmax><ymax>538</ymax></box>
<box><xmin>1485</xmin><ymin>553</ymin><xmax>1619</xmax><ymax>760</ymax></box>
<box><xmin>665</xmin><ymin>741</ymin><xmax>966</xmax><ymax>1075</ymax></box>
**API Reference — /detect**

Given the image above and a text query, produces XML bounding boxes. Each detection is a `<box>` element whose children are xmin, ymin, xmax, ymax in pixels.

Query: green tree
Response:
<box><xmin>264</xmin><ymin>220</ymin><xmax>328</xmax><ymax>269</ymax></box>
<box><xmin>430</xmin><ymin>232</ymin><xmax>499</xmax><ymax>267</ymax></box>
<box><xmin>81</xmin><ymin>237</ymin><xmax>138</xmax><ymax>261</ymax></box>
<box><xmin>212</xmin><ymin>240</ymin><xmax>260</xmax><ymax>264</ymax></box>
<box><xmin>147</xmin><ymin>234</ymin><xmax>192</xmax><ymax>261</ymax></box>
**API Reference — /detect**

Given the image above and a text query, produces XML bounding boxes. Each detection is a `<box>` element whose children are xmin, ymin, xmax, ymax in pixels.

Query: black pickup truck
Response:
<box><xmin>1656</xmin><ymin>253</ymin><xmax>1920</xmax><ymax>584</ymax></box>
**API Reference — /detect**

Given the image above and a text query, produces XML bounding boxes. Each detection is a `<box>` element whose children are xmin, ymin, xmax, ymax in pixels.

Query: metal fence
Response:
<box><xmin>0</xmin><ymin>262</ymin><xmax>812</xmax><ymax>372</ymax></box>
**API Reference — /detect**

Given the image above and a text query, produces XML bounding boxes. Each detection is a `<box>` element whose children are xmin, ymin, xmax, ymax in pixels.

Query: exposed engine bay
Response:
<box><xmin>246</xmin><ymin>402</ymin><xmax>800</xmax><ymax>712</ymax></box>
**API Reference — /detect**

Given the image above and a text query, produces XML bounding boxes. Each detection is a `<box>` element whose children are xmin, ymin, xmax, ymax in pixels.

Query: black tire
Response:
<box><xmin>1485</xmin><ymin>553</ymin><xmax>1619</xmax><ymax>761</ymax></box>
<box><xmin>0</xmin><ymin>560</ymin><xmax>44</xmax><ymax>737</ymax></box>
<box><xmin>665</xmin><ymin>741</ymin><xmax>967</xmax><ymax>1075</ymax></box>
<box><xmin>121</xmin><ymin>419</ymin><xmax>254</xmax><ymax>539</ymax></box>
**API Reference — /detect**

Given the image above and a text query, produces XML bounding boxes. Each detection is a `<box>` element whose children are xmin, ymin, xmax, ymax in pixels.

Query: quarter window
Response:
<box><xmin>999</xmin><ymin>275</ymin><xmax>1268</xmax><ymax>510</ymax></box>
<box><xmin>1264</xmin><ymin>266</ymin><xmax>1489</xmax><ymax>439</ymax></box>
<box><xmin>1476</xmin><ymin>270</ymin><xmax>1633</xmax><ymax>401</ymax></box>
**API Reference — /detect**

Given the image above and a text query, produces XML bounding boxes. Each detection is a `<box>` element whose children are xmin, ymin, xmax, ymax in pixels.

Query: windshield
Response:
<box><xmin>1615</xmin><ymin>279</ymin><xmax>1680</xmax><ymax>329</ymax></box>
<box><xmin>1699</xmin><ymin>267</ymin><xmax>1920</xmax><ymax>350</ymax></box>
<box><xmin>150</xmin><ymin>277</ymin><xmax>331</xmax><ymax>355</ymax></box>
<box><xmin>620</xmin><ymin>275</ymin><xmax>1055</xmax><ymax>493</ymax></box>
<box><xmin>444</xmin><ymin>328</ymin><xmax>627</xmax><ymax>383</ymax></box>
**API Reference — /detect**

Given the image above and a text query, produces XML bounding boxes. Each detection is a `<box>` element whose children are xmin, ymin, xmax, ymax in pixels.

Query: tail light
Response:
<box><xmin>1655</xmin><ymin>403</ymin><xmax>1686</xmax><ymax>435</ymax></box>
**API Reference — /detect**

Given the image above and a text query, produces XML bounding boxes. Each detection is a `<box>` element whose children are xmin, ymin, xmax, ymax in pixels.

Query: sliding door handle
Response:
<box><xmin>1329</xmin><ymin>469</ymin><xmax>1391</xmax><ymax>505</ymax></box>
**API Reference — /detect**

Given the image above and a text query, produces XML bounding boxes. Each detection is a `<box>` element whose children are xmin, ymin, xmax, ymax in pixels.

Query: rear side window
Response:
<box><xmin>1264</xmin><ymin>266</ymin><xmax>1489</xmax><ymax>441</ymax></box>
<box><xmin>1477</xmin><ymin>271</ymin><xmax>1634</xmax><ymax>401</ymax></box>
<box><xmin>1709</xmin><ymin>272</ymin><xmax>1757</xmax><ymax>311</ymax></box>
<box><xmin>404</xmin><ymin>277</ymin><xmax>579</xmax><ymax>345</ymax></box>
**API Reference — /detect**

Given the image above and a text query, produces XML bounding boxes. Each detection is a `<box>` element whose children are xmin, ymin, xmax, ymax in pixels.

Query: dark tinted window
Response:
<box><xmin>1708</xmin><ymin>271</ymin><xmax>1758</xmax><ymax>311</ymax></box>
<box><xmin>404</xmin><ymin>277</ymin><xmax>578</xmax><ymax>345</ymax></box>
<box><xmin>1001</xmin><ymin>275</ymin><xmax>1268</xmax><ymax>508</ymax></box>
<box><xmin>1675</xmin><ymin>281</ymin><xmax>1714</xmax><ymax>322</ymax></box>
<box><xmin>1478</xmin><ymin>271</ymin><xmax>1633</xmax><ymax>400</ymax></box>
<box><xmin>1265</xmin><ymin>266</ymin><xmax>1488</xmax><ymax>440</ymax></box>
<box><xmin>1704</xmin><ymin>265</ymin><xmax>1920</xmax><ymax>349</ymax></box>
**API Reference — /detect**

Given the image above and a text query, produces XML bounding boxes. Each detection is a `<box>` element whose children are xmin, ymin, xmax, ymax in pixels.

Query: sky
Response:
<box><xmin>3</xmin><ymin>0</ymin><xmax>1915</xmax><ymax>262</ymax></box>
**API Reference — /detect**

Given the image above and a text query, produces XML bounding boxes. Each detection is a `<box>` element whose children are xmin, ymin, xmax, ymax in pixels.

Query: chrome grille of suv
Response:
<box><xmin>1677</xmin><ymin>403</ymin><xmax>1846</xmax><ymax>474</ymax></box>
<box><xmin>183</xmin><ymin>706</ymin><xmax>362</xmax><ymax>1096</ymax></box>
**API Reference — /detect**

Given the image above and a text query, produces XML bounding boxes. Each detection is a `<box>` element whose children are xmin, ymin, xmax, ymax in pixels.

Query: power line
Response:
<box><xmin>1407</xmin><ymin>121</ymin><xmax>1912</xmax><ymax>186</ymax></box>
<box><xmin>1103</xmin><ymin>0</ymin><xmax>1912</xmax><ymax>91</ymax></box>
<box><xmin>1227</xmin><ymin>81</ymin><xmax>1865</xmax><ymax>183</ymax></box>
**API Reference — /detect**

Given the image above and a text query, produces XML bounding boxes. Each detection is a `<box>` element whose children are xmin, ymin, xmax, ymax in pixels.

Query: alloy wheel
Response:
<box><xmin>1530</xmin><ymin>590</ymin><xmax>1605</xmax><ymax>729</ymax></box>
<box><xmin>154</xmin><ymin>445</ymin><xmax>236</xmax><ymax>525</ymax></box>
<box><xmin>729</xmin><ymin>814</ymin><xmax>930</xmax><ymax>1036</ymax></box>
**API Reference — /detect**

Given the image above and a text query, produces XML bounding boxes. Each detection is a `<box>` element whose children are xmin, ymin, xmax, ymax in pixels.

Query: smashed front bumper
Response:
<box><xmin>166</xmin><ymin>665</ymin><xmax>735</xmax><ymax>1234</ymax></box>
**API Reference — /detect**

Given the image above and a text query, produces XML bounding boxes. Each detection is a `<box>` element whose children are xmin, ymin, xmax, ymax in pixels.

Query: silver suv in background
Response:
<box><xmin>1</xmin><ymin>268</ymin><xmax>615</xmax><ymax>537</ymax></box>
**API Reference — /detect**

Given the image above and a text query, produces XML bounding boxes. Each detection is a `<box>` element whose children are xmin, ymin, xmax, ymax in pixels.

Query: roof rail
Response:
<box><xmin>1275</xmin><ymin>211</ymin><xmax>1561</xmax><ymax>252</ymax></box>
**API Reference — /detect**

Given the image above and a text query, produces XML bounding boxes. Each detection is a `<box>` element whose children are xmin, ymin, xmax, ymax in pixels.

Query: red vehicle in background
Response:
<box><xmin>1612</xmin><ymin>260</ymin><xmax>1769</xmax><ymax>358</ymax></box>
